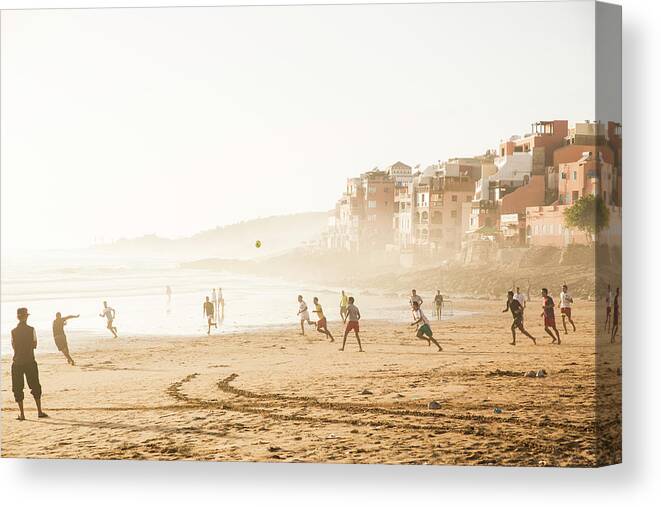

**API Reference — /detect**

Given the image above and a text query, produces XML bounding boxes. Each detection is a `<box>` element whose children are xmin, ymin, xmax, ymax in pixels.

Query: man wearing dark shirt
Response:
<box><xmin>53</xmin><ymin>312</ymin><xmax>79</xmax><ymax>365</ymax></box>
<box><xmin>611</xmin><ymin>287</ymin><xmax>620</xmax><ymax>343</ymax></box>
<box><xmin>11</xmin><ymin>307</ymin><xmax>48</xmax><ymax>421</ymax></box>
<box><xmin>434</xmin><ymin>290</ymin><xmax>444</xmax><ymax>321</ymax></box>
<box><xmin>541</xmin><ymin>288</ymin><xmax>561</xmax><ymax>345</ymax></box>
<box><xmin>502</xmin><ymin>291</ymin><xmax>536</xmax><ymax>346</ymax></box>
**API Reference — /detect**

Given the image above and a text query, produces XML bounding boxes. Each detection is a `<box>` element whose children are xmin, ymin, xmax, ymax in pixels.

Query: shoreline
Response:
<box><xmin>1</xmin><ymin>300</ymin><xmax>621</xmax><ymax>465</ymax></box>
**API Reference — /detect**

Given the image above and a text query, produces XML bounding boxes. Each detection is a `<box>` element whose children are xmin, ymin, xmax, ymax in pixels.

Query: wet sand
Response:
<box><xmin>1</xmin><ymin>300</ymin><xmax>621</xmax><ymax>466</ymax></box>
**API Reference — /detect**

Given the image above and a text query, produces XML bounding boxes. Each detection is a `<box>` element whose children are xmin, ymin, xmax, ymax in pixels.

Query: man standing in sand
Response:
<box><xmin>339</xmin><ymin>290</ymin><xmax>349</xmax><ymax>323</ymax></box>
<box><xmin>503</xmin><ymin>291</ymin><xmax>536</xmax><ymax>346</ymax></box>
<box><xmin>52</xmin><ymin>312</ymin><xmax>79</xmax><ymax>365</ymax></box>
<box><xmin>313</xmin><ymin>297</ymin><xmax>334</xmax><ymax>342</ymax></box>
<box><xmin>218</xmin><ymin>287</ymin><xmax>225</xmax><ymax>322</ymax></box>
<box><xmin>11</xmin><ymin>308</ymin><xmax>48</xmax><ymax>421</ymax></box>
<box><xmin>203</xmin><ymin>296</ymin><xmax>217</xmax><ymax>335</ymax></box>
<box><xmin>100</xmin><ymin>301</ymin><xmax>118</xmax><ymax>338</ymax></box>
<box><xmin>541</xmin><ymin>288</ymin><xmax>561</xmax><ymax>344</ymax></box>
<box><xmin>340</xmin><ymin>297</ymin><xmax>363</xmax><ymax>352</ymax></box>
<box><xmin>297</xmin><ymin>295</ymin><xmax>315</xmax><ymax>335</ymax></box>
<box><xmin>611</xmin><ymin>287</ymin><xmax>620</xmax><ymax>343</ymax></box>
<box><xmin>559</xmin><ymin>284</ymin><xmax>576</xmax><ymax>334</ymax></box>
<box><xmin>411</xmin><ymin>301</ymin><xmax>442</xmax><ymax>351</ymax></box>
<box><xmin>605</xmin><ymin>283</ymin><xmax>612</xmax><ymax>332</ymax></box>
<box><xmin>434</xmin><ymin>290</ymin><xmax>444</xmax><ymax>321</ymax></box>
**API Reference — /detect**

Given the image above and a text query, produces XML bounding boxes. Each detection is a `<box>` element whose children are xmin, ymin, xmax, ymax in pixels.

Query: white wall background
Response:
<box><xmin>1</xmin><ymin>0</ymin><xmax>659</xmax><ymax>506</ymax></box>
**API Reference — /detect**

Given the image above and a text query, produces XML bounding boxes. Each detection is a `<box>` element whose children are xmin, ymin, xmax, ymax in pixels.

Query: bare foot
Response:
<box><xmin>16</xmin><ymin>415</ymin><xmax>25</xmax><ymax>421</ymax></box>
<box><xmin>437</xmin><ymin>346</ymin><xmax>443</xmax><ymax>352</ymax></box>
<box><xmin>510</xmin><ymin>341</ymin><xmax>516</xmax><ymax>346</ymax></box>
<box><xmin>359</xmin><ymin>349</ymin><xmax>365</xmax><ymax>352</ymax></box>
<box><xmin>38</xmin><ymin>412</ymin><xmax>49</xmax><ymax>418</ymax></box>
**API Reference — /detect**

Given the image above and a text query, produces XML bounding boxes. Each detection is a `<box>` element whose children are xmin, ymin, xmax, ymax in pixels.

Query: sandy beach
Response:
<box><xmin>1</xmin><ymin>299</ymin><xmax>621</xmax><ymax>466</ymax></box>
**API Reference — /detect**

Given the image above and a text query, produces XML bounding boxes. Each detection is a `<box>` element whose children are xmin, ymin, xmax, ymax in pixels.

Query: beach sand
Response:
<box><xmin>1</xmin><ymin>300</ymin><xmax>621</xmax><ymax>466</ymax></box>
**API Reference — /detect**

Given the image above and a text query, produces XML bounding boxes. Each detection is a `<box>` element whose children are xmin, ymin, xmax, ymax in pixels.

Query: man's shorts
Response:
<box><xmin>345</xmin><ymin>321</ymin><xmax>359</xmax><ymax>333</ymax></box>
<box><xmin>11</xmin><ymin>361</ymin><xmax>42</xmax><ymax>402</ymax></box>
<box><xmin>316</xmin><ymin>317</ymin><xmax>327</xmax><ymax>330</ymax></box>
<box><xmin>418</xmin><ymin>323</ymin><xmax>433</xmax><ymax>336</ymax></box>
<box><xmin>299</xmin><ymin>311</ymin><xmax>310</xmax><ymax>322</ymax></box>
<box><xmin>54</xmin><ymin>334</ymin><xmax>69</xmax><ymax>353</ymax></box>
<box><xmin>561</xmin><ymin>307</ymin><xmax>572</xmax><ymax>318</ymax></box>
<box><xmin>544</xmin><ymin>315</ymin><xmax>556</xmax><ymax>328</ymax></box>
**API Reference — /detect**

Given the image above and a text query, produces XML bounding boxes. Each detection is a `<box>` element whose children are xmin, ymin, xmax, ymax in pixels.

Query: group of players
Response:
<box><xmin>8</xmin><ymin>281</ymin><xmax>620</xmax><ymax>420</ymax></box>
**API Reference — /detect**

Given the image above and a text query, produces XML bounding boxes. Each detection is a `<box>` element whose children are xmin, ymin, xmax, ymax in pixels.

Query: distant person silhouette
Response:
<box><xmin>166</xmin><ymin>285</ymin><xmax>172</xmax><ymax>313</ymax></box>
<box><xmin>611</xmin><ymin>287</ymin><xmax>620</xmax><ymax>343</ymax></box>
<box><xmin>11</xmin><ymin>307</ymin><xmax>48</xmax><ymax>421</ymax></box>
<box><xmin>99</xmin><ymin>301</ymin><xmax>118</xmax><ymax>338</ymax></box>
<box><xmin>339</xmin><ymin>290</ymin><xmax>349</xmax><ymax>323</ymax></box>
<box><xmin>203</xmin><ymin>296</ymin><xmax>217</xmax><ymax>335</ymax></box>
<box><xmin>218</xmin><ymin>288</ymin><xmax>225</xmax><ymax>322</ymax></box>
<box><xmin>52</xmin><ymin>312</ymin><xmax>79</xmax><ymax>365</ymax></box>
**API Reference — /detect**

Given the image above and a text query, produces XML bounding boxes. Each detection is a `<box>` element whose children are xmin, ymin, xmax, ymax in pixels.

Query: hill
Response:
<box><xmin>94</xmin><ymin>212</ymin><xmax>329</xmax><ymax>259</ymax></box>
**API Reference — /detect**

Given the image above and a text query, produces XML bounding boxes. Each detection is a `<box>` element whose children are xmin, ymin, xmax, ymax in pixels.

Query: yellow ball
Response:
<box><xmin>255</xmin><ymin>240</ymin><xmax>262</xmax><ymax>248</ymax></box>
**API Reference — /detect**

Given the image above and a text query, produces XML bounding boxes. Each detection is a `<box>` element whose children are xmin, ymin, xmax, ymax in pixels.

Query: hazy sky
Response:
<box><xmin>1</xmin><ymin>2</ymin><xmax>595</xmax><ymax>251</ymax></box>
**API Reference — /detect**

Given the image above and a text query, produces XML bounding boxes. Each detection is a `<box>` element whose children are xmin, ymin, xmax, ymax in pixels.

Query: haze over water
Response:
<box><xmin>1</xmin><ymin>250</ymin><xmax>466</xmax><ymax>356</ymax></box>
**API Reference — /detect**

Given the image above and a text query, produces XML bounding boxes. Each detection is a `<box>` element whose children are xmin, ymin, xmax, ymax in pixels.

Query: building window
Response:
<box><xmin>572</xmin><ymin>191</ymin><xmax>579</xmax><ymax>203</ymax></box>
<box><xmin>368</xmin><ymin>200</ymin><xmax>377</xmax><ymax>208</ymax></box>
<box><xmin>450</xmin><ymin>210</ymin><xmax>457</xmax><ymax>218</ymax></box>
<box><xmin>421</xmin><ymin>211</ymin><xmax>429</xmax><ymax>223</ymax></box>
<box><xmin>451</xmin><ymin>195</ymin><xmax>458</xmax><ymax>202</ymax></box>
<box><xmin>573</xmin><ymin>171</ymin><xmax>577</xmax><ymax>180</ymax></box>
<box><xmin>368</xmin><ymin>186</ymin><xmax>376</xmax><ymax>193</ymax></box>
<box><xmin>466</xmin><ymin>195</ymin><xmax>472</xmax><ymax>202</ymax></box>
<box><xmin>368</xmin><ymin>214</ymin><xmax>376</xmax><ymax>222</ymax></box>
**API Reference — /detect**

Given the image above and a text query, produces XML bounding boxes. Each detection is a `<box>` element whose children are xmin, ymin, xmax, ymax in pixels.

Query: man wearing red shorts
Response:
<box><xmin>313</xmin><ymin>297</ymin><xmax>334</xmax><ymax>342</ymax></box>
<box><xmin>541</xmin><ymin>288</ymin><xmax>561</xmax><ymax>344</ymax></box>
<box><xmin>340</xmin><ymin>297</ymin><xmax>363</xmax><ymax>352</ymax></box>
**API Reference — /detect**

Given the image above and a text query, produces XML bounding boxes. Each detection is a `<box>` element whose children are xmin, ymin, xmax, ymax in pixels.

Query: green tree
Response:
<box><xmin>563</xmin><ymin>194</ymin><xmax>610</xmax><ymax>242</ymax></box>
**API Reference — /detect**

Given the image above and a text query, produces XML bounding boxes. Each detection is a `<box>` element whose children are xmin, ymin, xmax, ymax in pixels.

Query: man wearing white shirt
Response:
<box><xmin>559</xmin><ymin>284</ymin><xmax>576</xmax><ymax>334</ymax></box>
<box><xmin>411</xmin><ymin>301</ymin><xmax>442</xmax><ymax>352</ymax></box>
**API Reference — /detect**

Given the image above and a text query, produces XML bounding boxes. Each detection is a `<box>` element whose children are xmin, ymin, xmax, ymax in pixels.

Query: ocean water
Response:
<box><xmin>1</xmin><ymin>251</ymin><xmax>466</xmax><ymax>356</ymax></box>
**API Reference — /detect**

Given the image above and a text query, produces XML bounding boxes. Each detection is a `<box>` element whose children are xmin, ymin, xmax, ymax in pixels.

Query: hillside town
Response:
<box><xmin>323</xmin><ymin>120</ymin><xmax>622</xmax><ymax>266</ymax></box>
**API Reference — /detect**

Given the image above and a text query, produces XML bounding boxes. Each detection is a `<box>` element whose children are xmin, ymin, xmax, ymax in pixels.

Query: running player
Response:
<box><xmin>611</xmin><ymin>287</ymin><xmax>620</xmax><ymax>343</ymax></box>
<box><xmin>541</xmin><ymin>288</ymin><xmax>561</xmax><ymax>344</ymax></box>
<box><xmin>297</xmin><ymin>295</ymin><xmax>315</xmax><ymax>336</ymax></box>
<box><xmin>559</xmin><ymin>284</ymin><xmax>576</xmax><ymax>334</ymax></box>
<box><xmin>203</xmin><ymin>296</ymin><xmax>217</xmax><ymax>335</ymax></box>
<box><xmin>312</xmin><ymin>297</ymin><xmax>334</xmax><ymax>342</ymax></box>
<box><xmin>99</xmin><ymin>301</ymin><xmax>118</xmax><ymax>338</ymax></box>
<box><xmin>411</xmin><ymin>301</ymin><xmax>442</xmax><ymax>351</ymax></box>
<box><xmin>502</xmin><ymin>291</ymin><xmax>536</xmax><ymax>346</ymax></box>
